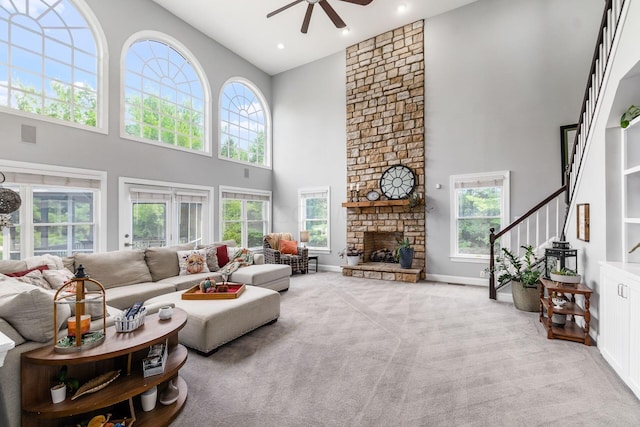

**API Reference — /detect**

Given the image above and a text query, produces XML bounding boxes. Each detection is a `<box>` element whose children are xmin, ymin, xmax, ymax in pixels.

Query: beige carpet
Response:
<box><xmin>173</xmin><ymin>272</ymin><xmax>640</xmax><ymax>426</ymax></box>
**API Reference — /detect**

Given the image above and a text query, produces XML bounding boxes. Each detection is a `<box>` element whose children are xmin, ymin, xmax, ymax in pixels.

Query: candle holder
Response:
<box><xmin>350</xmin><ymin>189</ymin><xmax>358</xmax><ymax>202</ymax></box>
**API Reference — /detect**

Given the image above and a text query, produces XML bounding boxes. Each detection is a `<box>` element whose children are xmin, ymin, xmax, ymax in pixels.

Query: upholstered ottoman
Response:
<box><xmin>144</xmin><ymin>285</ymin><xmax>280</xmax><ymax>355</ymax></box>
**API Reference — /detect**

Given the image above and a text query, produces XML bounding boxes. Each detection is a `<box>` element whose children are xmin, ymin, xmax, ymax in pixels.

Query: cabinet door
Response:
<box><xmin>600</xmin><ymin>267</ymin><xmax>630</xmax><ymax>378</ymax></box>
<box><xmin>628</xmin><ymin>278</ymin><xmax>640</xmax><ymax>397</ymax></box>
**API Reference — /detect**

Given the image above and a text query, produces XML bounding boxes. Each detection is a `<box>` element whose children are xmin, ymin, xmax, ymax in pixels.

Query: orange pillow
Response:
<box><xmin>280</xmin><ymin>239</ymin><xmax>298</xmax><ymax>255</ymax></box>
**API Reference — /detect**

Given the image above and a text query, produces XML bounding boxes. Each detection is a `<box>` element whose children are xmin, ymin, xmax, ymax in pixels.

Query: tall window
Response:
<box><xmin>120</xmin><ymin>180</ymin><xmax>212</xmax><ymax>249</ymax></box>
<box><xmin>299</xmin><ymin>187</ymin><xmax>330</xmax><ymax>251</ymax></box>
<box><xmin>0</xmin><ymin>164</ymin><xmax>105</xmax><ymax>260</ymax></box>
<box><xmin>450</xmin><ymin>171</ymin><xmax>510</xmax><ymax>260</ymax></box>
<box><xmin>122</xmin><ymin>32</ymin><xmax>209</xmax><ymax>154</ymax></box>
<box><xmin>0</xmin><ymin>0</ymin><xmax>105</xmax><ymax>129</ymax></box>
<box><xmin>220</xmin><ymin>187</ymin><xmax>271</xmax><ymax>249</ymax></box>
<box><xmin>219</xmin><ymin>79</ymin><xmax>270</xmax><ymax>167</ymax></box>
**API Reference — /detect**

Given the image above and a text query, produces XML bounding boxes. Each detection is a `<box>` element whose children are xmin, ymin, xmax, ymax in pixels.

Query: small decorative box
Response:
<box><xmin>114</xmin><ymin>307</ymin><xmax>146</xmax><ymax>332</ymax></box>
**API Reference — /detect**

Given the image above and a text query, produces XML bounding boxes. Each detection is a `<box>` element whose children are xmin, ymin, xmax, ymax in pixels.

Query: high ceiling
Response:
<box><xmin>150</xmin><ymin>0</ymin><xmax>478</xmax><ymax>75</ymax></box>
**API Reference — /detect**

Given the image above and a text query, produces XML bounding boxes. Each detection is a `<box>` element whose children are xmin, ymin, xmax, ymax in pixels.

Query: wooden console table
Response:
<box><xmin>539</xmin><ymin>278</ymin><xmax>593</xmax><ymax>345</ymax></box>
<box><xmin>21</xmin><ymin>309</ymin><xmax>188</xmax><ymax>427</ymax></box>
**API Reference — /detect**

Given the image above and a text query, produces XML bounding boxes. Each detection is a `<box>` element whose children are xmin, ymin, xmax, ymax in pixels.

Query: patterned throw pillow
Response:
<box><xmin>177</xmin><ymin>250</ymin><xmax>210</xmax><ymax>276</ymax></box>
<box><xmin>43</xmin><ymin>268</ymin><xmax>76</xmax><ymax>290</ymax></box>
<box><xmin>280</xmin><ymin>239</ymin><xmax>298</xmax><ymax>255</ymax></box>
<box><xmin>15</xmin><ymin>269</ymin><xmax>51</xmax><ymax>290</ymax></box>
<box><xmin>197</xmin><ymin>244</ymin><xmax>220</xmax><ymax>272</ymax></box>
<box><xmin>5</xmin><ymin>264</ymin><xmax>49</xmax><ymax>277</ymax></box>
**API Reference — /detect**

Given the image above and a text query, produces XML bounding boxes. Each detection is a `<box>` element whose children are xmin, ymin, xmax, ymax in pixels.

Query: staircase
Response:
<box><xmin>488</xmin><ymin>0</ymin><xmax>627</xmax><ymax>299</ymax></box>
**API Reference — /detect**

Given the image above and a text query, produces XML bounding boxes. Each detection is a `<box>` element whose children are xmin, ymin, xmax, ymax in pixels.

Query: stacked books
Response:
<box><xmin>143</xmin><ymin>339</ymin><xmax>167</xmax><ymax>378</ymax></box>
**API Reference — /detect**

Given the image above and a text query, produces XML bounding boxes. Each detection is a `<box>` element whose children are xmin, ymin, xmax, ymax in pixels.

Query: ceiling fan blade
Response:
<box><xmin>320</xmin><ymin>0</ymin><xmax>346</xmax><ymax>29</ymax></box>
<box><xmin>338</xmin><ymin>0</ymin><xmax>374</xmax><ymax>5</ymax></box>
<box><xmin>267</xmin><ymin>0</ymin><xmax>305</xmax><ymax>18</ymax></box>
<box><xmin>301</xmin><ymin>3</ymin><xmax>314</xmax><ymax>34</ymax></box>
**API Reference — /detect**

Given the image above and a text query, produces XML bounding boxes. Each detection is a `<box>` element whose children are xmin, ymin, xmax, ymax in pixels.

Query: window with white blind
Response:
<box><xmin>0</xmin><ymin>161</ymin><xmax>106</xmax><ymax>260</ymax></box>
<box><xmin>299</xmin><ymin>187</ymin><xmax>330</xmax><ymax>252</ymax></box>
<box><xmin>120</xmin><ymin>179</ymin><xmax>212</xmax><ymax>249</ymax></box>
<box><xmin>450</xmin><ymin>171</ymin><xmax>510</xmax><ymax>260</ymax></box>
<box><xmin>220</xmin><ymin>187</ymin><xmax>271</xmax><ymax>249</ymax></box>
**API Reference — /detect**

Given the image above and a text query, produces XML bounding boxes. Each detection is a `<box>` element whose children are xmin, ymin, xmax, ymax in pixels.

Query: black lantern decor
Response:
<box><xmin>544</xmin><ymin>241</ymin><xmax>578</xmax><ymax>278</ymax></box>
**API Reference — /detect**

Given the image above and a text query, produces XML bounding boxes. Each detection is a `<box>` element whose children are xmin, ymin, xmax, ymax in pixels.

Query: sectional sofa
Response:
<box><xmin>0</xmin><ymin>241</ymin><xmax>290</xmax><ymax>427</ymax></box>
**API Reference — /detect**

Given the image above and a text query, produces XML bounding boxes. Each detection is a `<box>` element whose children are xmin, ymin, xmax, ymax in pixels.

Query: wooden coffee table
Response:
<box><xmin>21</xmin><ymin>309</ymin><xmax>188</xmax><ymax>427</ymax></box>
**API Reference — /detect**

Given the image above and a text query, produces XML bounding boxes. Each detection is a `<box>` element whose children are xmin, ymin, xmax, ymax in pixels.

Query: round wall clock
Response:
<box><xmin>366</xmin><ymin>190</ymin><xmax>380</xmax><ymax>201</ymax></box>
<box><xmin>379</xmin><ymin>165</ymin><xmax>416</xmax><ymax>200</ymax></box>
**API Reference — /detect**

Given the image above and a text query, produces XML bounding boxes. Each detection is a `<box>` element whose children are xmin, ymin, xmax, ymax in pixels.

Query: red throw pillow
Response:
<box><xmin>216</xmin><ymin>245</ymin><xmax>229</xmax><ymax>267</ymax></box>
<box><xmin>280</xmin><ymin>239</ymin><xmax>298</xmax><ymax>255</ymax></box>
<box><xmin>5</xmin><ymin>265</ymin><xmax>49</xmax><ymax>277</ymax></box>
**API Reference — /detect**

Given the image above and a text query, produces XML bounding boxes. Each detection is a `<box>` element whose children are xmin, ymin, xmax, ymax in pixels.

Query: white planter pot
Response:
<box><xmin>346</xmin><ymin>255</ymin><xmax>360</xmax><ymax>266</ymax></box>
<box><xmin>50</xmin><ymin>384</ymin><xmax>66</xmax><ymax>404</ymax></box>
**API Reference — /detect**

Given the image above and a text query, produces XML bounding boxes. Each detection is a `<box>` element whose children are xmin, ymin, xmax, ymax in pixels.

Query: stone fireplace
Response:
<box><xmin>342</xmin><ymin>21</ymin><xmax>425</xmax><ymax>283</ymax></box>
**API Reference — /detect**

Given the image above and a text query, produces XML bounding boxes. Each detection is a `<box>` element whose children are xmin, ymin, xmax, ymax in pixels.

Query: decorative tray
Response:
<box><xmin>182</xmin><ymin>283</ymin><xmax>245</xmax><ymax>300</ymax></box>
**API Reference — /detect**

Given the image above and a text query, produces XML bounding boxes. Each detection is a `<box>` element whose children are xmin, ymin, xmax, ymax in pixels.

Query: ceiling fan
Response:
<box><xmin>267</xmin><ymin>0</ymin><xmax>374</xmax><ymax>34</ymax></box>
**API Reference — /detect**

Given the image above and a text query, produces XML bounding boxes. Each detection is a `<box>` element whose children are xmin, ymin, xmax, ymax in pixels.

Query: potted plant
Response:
<box><xmin>339</xmin><ymin>245</ymin><xmax>363</xmax><ymax>266</ymax></box>
<box><xmin>495</xmin><ymin>245</ymin><xmax>543</xmax><ymax>312</ymax></box>
<box><xmin>395</xmin><ymin>238</ymin><xmax>414</xmax><ymax>269</ymax></box>
<box><xmin>550</xmin><ymin>267</ymin><xmax>581</xmax><ymax>284</ymax></box>
<box><xmin>51</xmin><ymin>365</ymin><xmax>79</xmax><ymax>404</ymax></box>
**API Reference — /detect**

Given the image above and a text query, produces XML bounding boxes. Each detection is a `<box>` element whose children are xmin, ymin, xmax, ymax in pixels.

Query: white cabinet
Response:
<box><xmin>622</xmin><ymin>116</ymin><xmax>640</xmax><ymax>262</ymax></box>
<box><xmin>600</xmin><ymin>262</ymin><xmax>640</xmax><ymax>399</ymax></box>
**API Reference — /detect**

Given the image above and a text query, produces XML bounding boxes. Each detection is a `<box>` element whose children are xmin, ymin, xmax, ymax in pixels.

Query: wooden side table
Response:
<box><xmin>539</xmin><ymin>278</ymin><xmax>593</xmax><ymax>345</ymax></box>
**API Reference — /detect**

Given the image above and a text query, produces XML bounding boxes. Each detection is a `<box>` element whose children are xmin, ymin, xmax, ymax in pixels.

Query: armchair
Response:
<box><xmin>263</xmin><ymin>233</ymin><xmax>309</xmax><ymax>274</ymax></box>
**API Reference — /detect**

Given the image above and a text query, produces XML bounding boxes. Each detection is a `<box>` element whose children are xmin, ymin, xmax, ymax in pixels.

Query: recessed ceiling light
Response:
<box><xmin>397</xmin><ymin>3</ymin><xmax>407</xmax><ymax>13</ymax></box>
<box><xmin>342</xmin><ymin>28</ymin><xmax>350</xmax><ymax>35</ymax></box>
<box><xmin>277</xmin><ymin>43</ymin><xmax>285</xmax><ymax>50</ymax></box>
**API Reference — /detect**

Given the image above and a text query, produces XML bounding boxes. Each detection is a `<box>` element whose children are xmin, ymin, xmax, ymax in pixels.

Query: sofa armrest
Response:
<box><xmin>253</xmin><ymin>253</ymin><xmax>265</xmax><ymax>265</ymax></box>
<box><xmin>264</xmin><ymin>247</ymin><xmax>282</xmax><ymax>264</ymax></box>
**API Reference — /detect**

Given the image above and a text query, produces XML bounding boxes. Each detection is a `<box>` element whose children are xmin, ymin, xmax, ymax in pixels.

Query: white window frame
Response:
<box><xmin>218</xmin><ymin>77</ymin><xmax>271</xmax><ymax>169</ymax></box>
<box><xmin>450</xmin><ymin>170</ymin><xmax>510</xmax><ymax>262</ymax></box>
<box><xmin>120</xmin><ymin>30</ymin><xmax>211</xmax><ymax>156</ymax></box>
<box><xmin>118</xmin><ymin>177</ymin><xmax>214</xmax><ymax>249</ymax></box>
<box><xmin>0</xmin><ymin>159</ymin><xmax>107</xmax><ymax>258</ymax></box>
<box><xmin>0</xmin><ymin>0</ymin><xmax>109</xmax><ymax>133</ymax></box>
<box><xmin>298</xmin><ymin>186</ymin><xmax>331</xmax><ymax>253</ymax></box>
<box><xmin>219</xmin><ymin>186</ymin><xmax>271</xmax><ymax>249</ymax></box>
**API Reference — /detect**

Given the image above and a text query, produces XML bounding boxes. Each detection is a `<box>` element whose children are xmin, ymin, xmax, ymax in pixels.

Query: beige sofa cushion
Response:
<box><xmin>104</xmin><ymin>281</ymin><xmax>177</xmax><ymax>310</ymax></box>
<box><xmin>145</xmin><ymin>244</ymin><xmax>194</xmax><ymax>281</ymax></box>
<box><xmin>0</xmin><ymin>275</ymin><xmax>70</xmax><ymax>342</ymax></box>
<box><xmin>75</xmin><ymin>250</ymin><xmax>152</xmax><ymax>289</ymax></box>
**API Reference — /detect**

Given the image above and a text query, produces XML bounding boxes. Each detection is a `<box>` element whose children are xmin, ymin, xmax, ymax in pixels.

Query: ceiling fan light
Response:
<box><xmin>277</xmin><ymin>43</ymin><xmax>285</xmax><ymax>49</ymax></box>
<box><xmin>341</xmin><ymin>27</ymin><xmax>350</xmax><ymax>35</ymax></box>
<box><xmin>397</xmin><ymin>3</ymin><xmax>407</xmax><ymax>13</ymax></box>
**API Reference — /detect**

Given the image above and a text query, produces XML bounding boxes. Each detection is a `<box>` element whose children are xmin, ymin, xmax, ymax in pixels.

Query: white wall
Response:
<box><xmin>565</xmin><ymin>0</ymin><xmax>640</xmax><ymax>337</ymax></box>
<box><xmin>424</xmin><ymin>0</ymin><xmax>602</xmax><ymax>281</ymax></box>
<box><xmin>0</xmin><ymin>0</ymin><xmax>272</xmax><ymax>250</ymax></box>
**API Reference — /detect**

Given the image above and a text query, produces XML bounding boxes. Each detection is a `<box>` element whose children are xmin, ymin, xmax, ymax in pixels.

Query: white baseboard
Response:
<box><xmin>425</xmin><ymin>273</ymin><xmax>489</xmax><ymax>287</ymax></box>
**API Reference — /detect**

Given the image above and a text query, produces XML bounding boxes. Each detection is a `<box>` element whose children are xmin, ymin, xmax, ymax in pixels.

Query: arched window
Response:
<box><xmin>219</xmin><ymin>79</ymin><xmax>270</xmax><ymax>167</ymax></box>
<box><xmin>0</xmin><ymin>0</ymin><xmax>106</xmax><ymax>130</ymax></box>
<box><xmin>122</xmin><ymin>32</ymin><xmax>210</xmax><ymax>154</ymax></box>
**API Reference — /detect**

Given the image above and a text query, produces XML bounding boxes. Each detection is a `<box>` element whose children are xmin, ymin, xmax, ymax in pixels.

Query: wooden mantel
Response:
<box><xmin>341</xmin><ymin>200</ymin><xmax>411</xmax><ymax>208</ymax></box>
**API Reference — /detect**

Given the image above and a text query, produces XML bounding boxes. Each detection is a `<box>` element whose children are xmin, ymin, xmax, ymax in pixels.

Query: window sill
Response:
<box><xmin>450</xmin><ymin>255</ymin><xmax>489</xmax><ymax>264</ymax></box>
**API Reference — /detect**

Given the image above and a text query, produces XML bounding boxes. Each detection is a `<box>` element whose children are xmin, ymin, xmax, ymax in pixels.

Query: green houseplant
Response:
<box><xmin>495</xmin><ymin>245</ymin><xmax>543</xmax><ymax>312</ymax></box>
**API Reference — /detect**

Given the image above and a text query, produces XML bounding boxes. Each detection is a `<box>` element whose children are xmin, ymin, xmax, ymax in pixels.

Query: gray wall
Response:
<box><xmin>0</xmin><ymin>0</ymin><xmax>272</xmax><ymax>250</ymax></box>
<box><xmin>424</xmin><ymin>0</ymin><xmax>603</xmax><ymax>280</ymax></box>
<box><xmin>272</xmin><ymin>53</ymin><xmax>347</xmax><ymax>267</ymax></box>
<box><xmin>271</xmin><ymin>0</ymin><xmax>603</xmax><ymax>277</ymax></box>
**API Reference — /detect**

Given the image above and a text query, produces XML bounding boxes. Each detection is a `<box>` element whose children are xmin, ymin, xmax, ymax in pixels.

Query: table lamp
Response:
<box><xmin>300</xmin><ymin>230</ymin><xmax>310</xmax><ymax>247</ymax></box>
